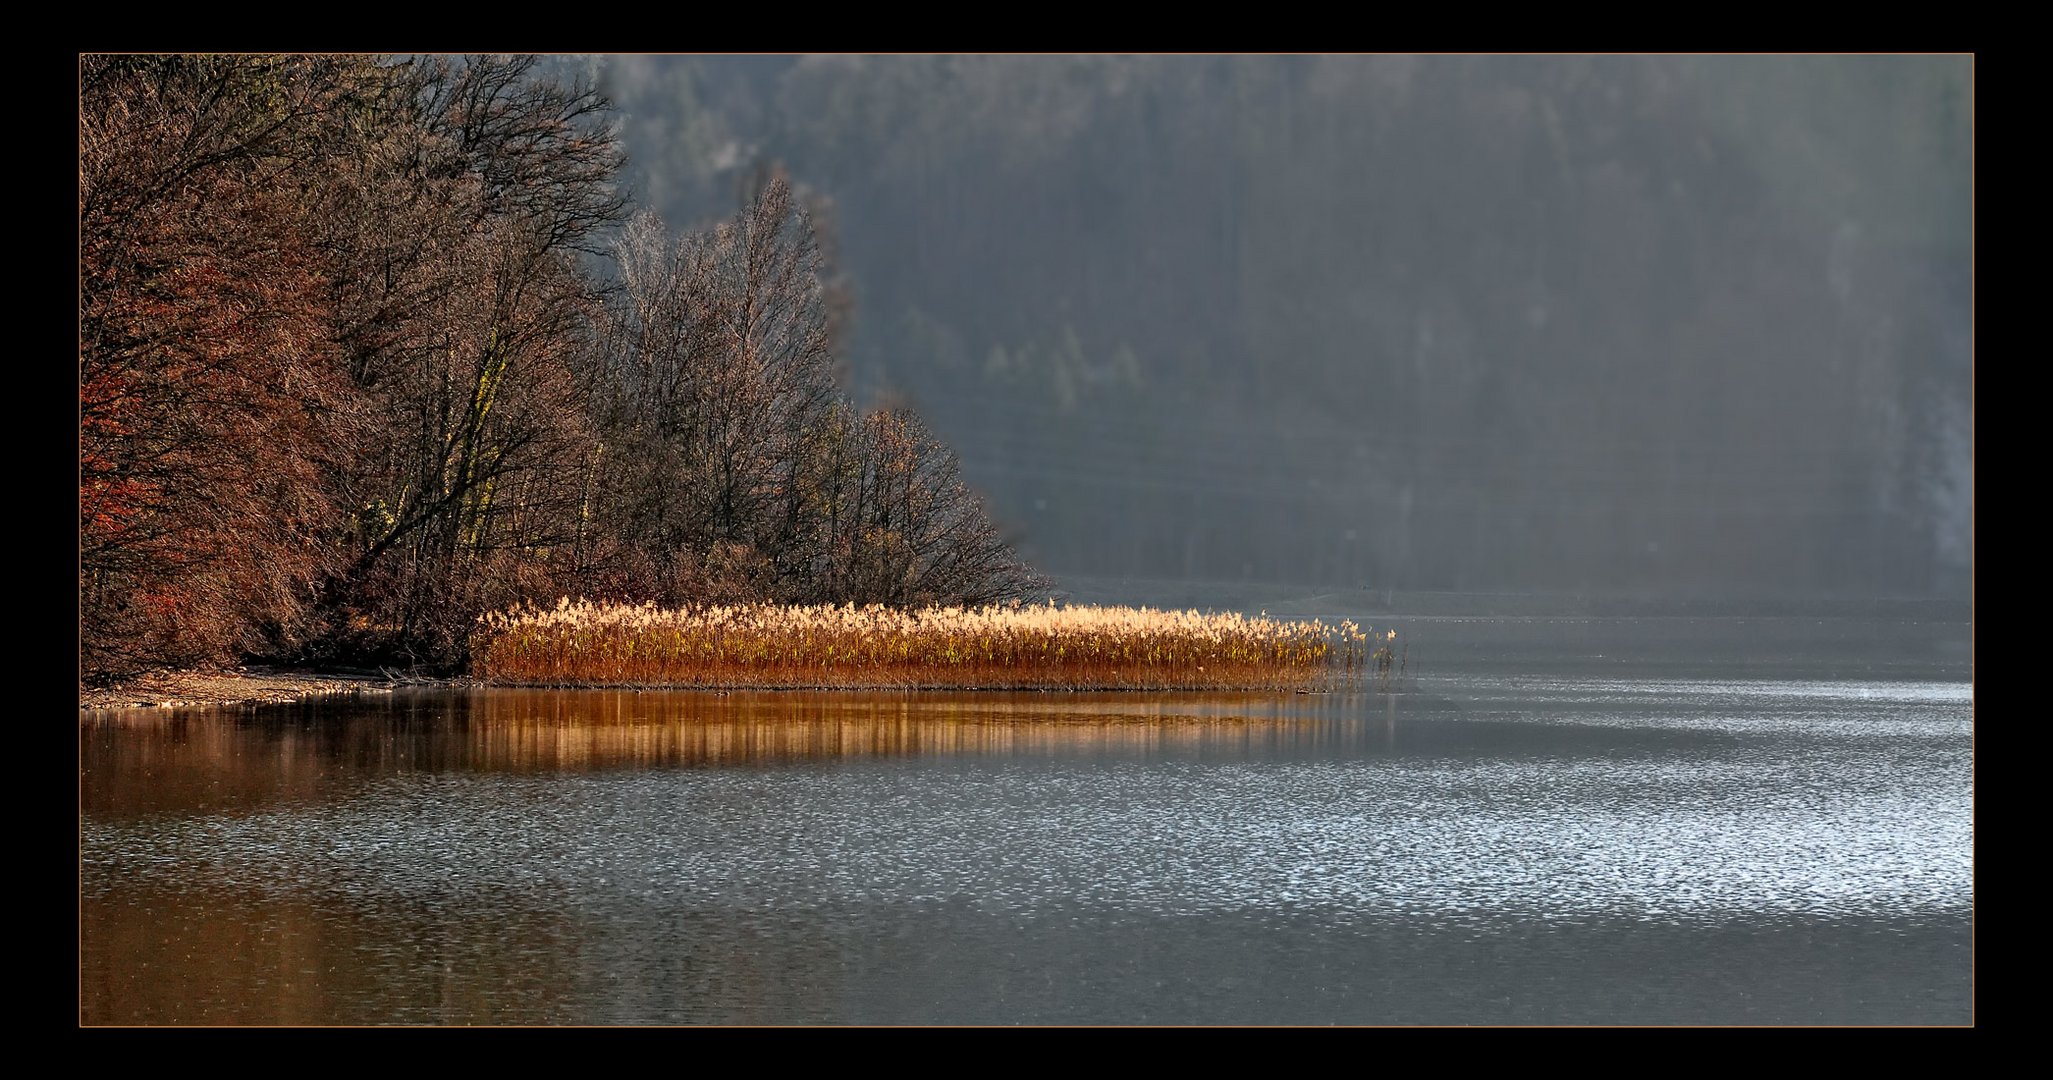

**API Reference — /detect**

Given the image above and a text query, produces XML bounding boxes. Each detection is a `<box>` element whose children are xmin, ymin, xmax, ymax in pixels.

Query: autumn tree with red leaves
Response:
<box><xmin>81</xmin><ymin>57</ymin><xmax>379</xmax><ymax>674</ymax></box>
<box><xmin>81</xmin><ymin>55</ymin><xmax>1043</xmax><ymax>683</ymax></box>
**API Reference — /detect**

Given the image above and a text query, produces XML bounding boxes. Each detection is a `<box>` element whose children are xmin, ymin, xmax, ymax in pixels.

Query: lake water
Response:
<box><xmin>80</xmin><ymin>612</ymin><xmax>1973</xmax><ymax>1025</ymax></box>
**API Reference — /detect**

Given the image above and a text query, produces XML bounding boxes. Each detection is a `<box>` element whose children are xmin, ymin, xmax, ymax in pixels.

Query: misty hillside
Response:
<box><xmin>583</xmin><ymin>54</ymin><xmax>1972</xmax><ymax>600</ymax></box>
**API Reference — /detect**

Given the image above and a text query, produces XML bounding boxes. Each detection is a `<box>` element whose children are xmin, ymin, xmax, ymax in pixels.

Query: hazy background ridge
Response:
<box><xmin>578</xmin><ymin>54</ymin><xmax>1972</xmax><ymax>602</ymax></box>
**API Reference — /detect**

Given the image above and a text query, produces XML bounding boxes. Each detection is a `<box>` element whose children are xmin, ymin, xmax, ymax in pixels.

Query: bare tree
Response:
<box><xmin>589</xmin><ymin>176</ymin><xmax>1046</xmax><ymax>610</ymax></box>
<box><xmin>330</xmin><ymin>55</ymin><xmax>627</xmax><ymax>665</ymax></box>
<box><xmin>824</xmin><ymin>406</ymin><xmax>1047</xmax><ymax>606</ymax></box>
<box><xmin>591</xmin><ymin>174</ymin><xmax>840</xmax><ymax>602</ymax></box>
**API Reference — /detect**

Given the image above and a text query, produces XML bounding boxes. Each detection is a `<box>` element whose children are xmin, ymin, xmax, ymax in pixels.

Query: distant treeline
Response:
<box><xmin>80</xmin><ymin>55</ymin><xmax>1043</xmax><ymax>680</ymax></box>
<box><xmin>592</xmin><ymin>55</ymin><xmax>1972</xmax><ymax>597</ymax></box>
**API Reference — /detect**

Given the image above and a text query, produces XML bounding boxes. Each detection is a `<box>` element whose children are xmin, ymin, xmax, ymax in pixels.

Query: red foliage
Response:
<box><xmin>81</xmin><ymin>63</ymin><xmax>356</xmax><ymax>677</ymax></box>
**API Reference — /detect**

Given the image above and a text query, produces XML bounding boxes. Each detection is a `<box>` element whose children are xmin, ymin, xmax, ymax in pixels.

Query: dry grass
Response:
<box><xmin>473</xmin><ymin>599</ymin><xmax>1393</xmax><ymax>690</ymax></box>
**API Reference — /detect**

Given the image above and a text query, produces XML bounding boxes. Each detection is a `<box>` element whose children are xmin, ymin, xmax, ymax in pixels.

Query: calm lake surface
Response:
<box><xmin>81</xmin><ymin>612</ymin><xmax>1973</xmax><ymax>1025</ymax></box>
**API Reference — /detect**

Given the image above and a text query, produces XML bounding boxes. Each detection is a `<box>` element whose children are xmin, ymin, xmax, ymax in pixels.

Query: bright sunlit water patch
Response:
<box><xmin>81</xmin><ymin>751</ymin><xmax>1971</xmax><ymax>927</ymax></box>
<box><xmin>1453</xmin><ymin>675</ymin><xmax>1971</xmax><ymax>705</ymax></box>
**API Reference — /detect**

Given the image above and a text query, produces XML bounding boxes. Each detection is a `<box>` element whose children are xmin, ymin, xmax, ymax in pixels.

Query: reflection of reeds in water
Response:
<box><xmin>81</xmin><ymin>690</ymin><xmax>1379</xmax><ymax>816</ymax></box>
<box><xmin>464</xmin><ymin>689</ymin><xmax>1356</xmax><ymax>768</ymax></box>
<box><xmin>475</xmin><ymin>600</ymin><xmax>1384</xmax><ymax>690</ymax></box>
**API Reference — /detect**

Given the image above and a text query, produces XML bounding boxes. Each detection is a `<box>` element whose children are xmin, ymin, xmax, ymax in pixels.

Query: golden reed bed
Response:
<box><xmin>473</xmin><ymin>600</ymin><xmax>1393</xmax><ymax>690</ymax></box>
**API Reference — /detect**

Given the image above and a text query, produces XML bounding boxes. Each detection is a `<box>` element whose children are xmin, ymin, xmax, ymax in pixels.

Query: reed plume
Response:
<box><xmin>473</xmin><ymin>599</ymin><xmax>1381</xmax><ymax>691</ymax></box>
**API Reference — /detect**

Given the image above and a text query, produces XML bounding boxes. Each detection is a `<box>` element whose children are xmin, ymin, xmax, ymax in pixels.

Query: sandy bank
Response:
<box><xmin>80</xmin><ymin>667</ymin><xmax>457</xmax><ymax>713</ymax></box>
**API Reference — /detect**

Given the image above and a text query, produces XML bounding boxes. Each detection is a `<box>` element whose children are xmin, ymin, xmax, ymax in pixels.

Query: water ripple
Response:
<box><xmin>83</xmin><ymin>748</ymin><xmax>1971</xmax><ymax>928</ymax></box>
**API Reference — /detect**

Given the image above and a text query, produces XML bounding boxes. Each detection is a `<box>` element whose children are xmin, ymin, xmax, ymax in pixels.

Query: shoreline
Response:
<box><xmin>81</xmin><ymin>668</ymin><xmax>1379</xmax><ymax>712</ymax></box>
<box><xmin>81</xmin><ymin>670</ymin><xmax>1372</xmax><ymax>712</ymax></box>
<box><xmin>79</xmin><ymin>666</ymin><xmax>462</xmax><ymax>713</ymax></box>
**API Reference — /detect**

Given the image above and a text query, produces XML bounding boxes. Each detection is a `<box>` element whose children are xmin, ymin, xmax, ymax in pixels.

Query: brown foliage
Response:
<box><xmin>81</xmin><ymin>55</ymin><xmax>628</xmax><ymax>677</ymax></box>
<box><xmin>81</xmin><ymin>57</ymin><xmax>1045</xmax><ymax>681</ymax></box>
<box><xmin>81</xmin><ymin>57</ymin><xmax>374</xmax><ymax>675</ymax></box>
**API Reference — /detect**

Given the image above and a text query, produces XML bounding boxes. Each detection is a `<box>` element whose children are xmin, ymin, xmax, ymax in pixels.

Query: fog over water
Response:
<box><xmin>570</xmin><ymin>54</ymin><xmax>1973</xmax><ymax>603</ymax></box>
